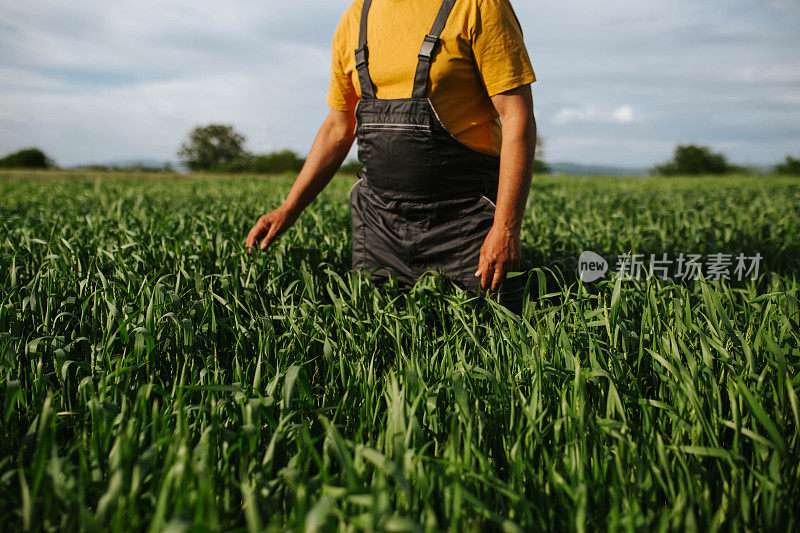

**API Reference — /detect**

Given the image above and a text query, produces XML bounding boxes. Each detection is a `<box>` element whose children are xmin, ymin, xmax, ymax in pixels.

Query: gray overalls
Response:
<box><xmin>349</xmin><ymin>0</ymin><xmax>525</xmax><ymax>314</ymax></box>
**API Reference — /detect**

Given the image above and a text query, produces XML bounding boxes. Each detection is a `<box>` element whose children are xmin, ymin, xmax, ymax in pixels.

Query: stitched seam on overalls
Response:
<box><xmin>349</xmin><ymin>179</ymin><xmax>367</xmax><ymax>271</ymax></box>
<box><xmin>360</xmin><ymin>187</ymin><xmax>368</xmax><ymax>271</ymax></box>
<box><xmin>348</xmin><ymin>177</ymin><xmax>363</xmax><ymax>197</ymax></box>
<box><xmin>360</xmin><ymin>123</ymin><xmax>431</xmax><ymax>131</ymax></box>
<box><xmin>455</xmin><ymin>204</ymin><xmax>470</xmax><ymax>287</ymax></box>
<box><xmin>480</xmin><ymin>195</ymin><xmax>496</xmax><ymax>208</ymax></box>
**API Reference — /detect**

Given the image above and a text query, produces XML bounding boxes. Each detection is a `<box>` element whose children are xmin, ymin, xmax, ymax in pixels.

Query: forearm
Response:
<box><xmin>283</xmin><ymin>111</ymin><xmax>356</xmax><ymax>214</ymax></box>
<box><xmin>494</xmin><ymin>113</ymin><xmax>536</xmax><ymax>234</ymax></box>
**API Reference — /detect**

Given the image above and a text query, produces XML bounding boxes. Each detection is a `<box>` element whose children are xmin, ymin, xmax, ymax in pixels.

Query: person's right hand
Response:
<box><xmin>245</xmin><ymin>204</ymin><xmax>300</xmax><ymax>253</ymax></box>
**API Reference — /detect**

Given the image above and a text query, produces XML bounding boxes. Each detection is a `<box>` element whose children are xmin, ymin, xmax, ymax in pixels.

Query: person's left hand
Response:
<box><xmin>475</xmin><ymin>225</ymin><xmax>521</xmax><ymax>292</ymax></box>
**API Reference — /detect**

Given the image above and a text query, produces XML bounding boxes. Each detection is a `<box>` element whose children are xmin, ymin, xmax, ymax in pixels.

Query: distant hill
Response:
<box><xmin>69</xmin><ymin>159</ymin><xmax>650</xmax><ymax>176</ymax></box>
<box><xmin>72</xmin><ymin>159</ymin><xmax>182</xmax><ymax>171</ymax></box>
<box><xmin>549</xmin><ymin>162</ymin><xmax>649</xmax><ymax>177</ymax></box>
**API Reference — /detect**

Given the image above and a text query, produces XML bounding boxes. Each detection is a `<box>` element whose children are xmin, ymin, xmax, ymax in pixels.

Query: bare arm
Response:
<box><xmin>475</xmin><ymin>83</ymin><xmax>537</xmax><ymax>292</ymax></box>
<box><xmin>246</xmin><ymin>108</ymin><xmax>356</xmax><ymax>250</ymax></box>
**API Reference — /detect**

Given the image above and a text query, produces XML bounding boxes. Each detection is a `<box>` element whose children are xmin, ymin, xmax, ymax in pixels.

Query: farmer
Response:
<box><xmin>246</xmin><ymin>0</ymin><xmax>536</xmax><ymax>313</ymax></box>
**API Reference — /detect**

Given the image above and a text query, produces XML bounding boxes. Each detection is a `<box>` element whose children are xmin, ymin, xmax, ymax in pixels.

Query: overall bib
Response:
<box><xmin>349</xmin><ymin>0</ymin><xmax>525</xmax><ymax>314</ymax></box>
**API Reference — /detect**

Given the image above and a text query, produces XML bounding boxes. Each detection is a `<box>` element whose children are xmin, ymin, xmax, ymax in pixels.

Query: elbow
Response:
<box><xmin>330</xmin><ymin>121</ymin><xmax>355</xmax><ymax>144</ymax></box>
<box><xmin>323</xmin><ymin>110</ymin><xmax>357</xmax><ymax>146</ymax></box>
<box><xmin>501</xmin><ymin>113</ymin><xmax>536</xmax><ymax>146</ymax></box>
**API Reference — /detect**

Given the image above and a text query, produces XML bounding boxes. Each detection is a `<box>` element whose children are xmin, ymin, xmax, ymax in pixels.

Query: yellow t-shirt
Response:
<box><xmin>327</xmin><ymin>0</ymin><xmax>536</xmax><ymax>155</ymax></box>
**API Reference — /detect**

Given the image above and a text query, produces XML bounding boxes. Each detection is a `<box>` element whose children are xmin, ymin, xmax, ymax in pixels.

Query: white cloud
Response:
<box><xmin>733</xmin><ymin>65</ymin><xmax>800</xmax><ymax>85</ymax></box>
<box><xmin>553</xmin><ymin>105</ymin><xmax>638</xmax><ymax>124</ymax></box>
<box><xmin>0</xmin><ymin>0</ymin><xmax>341</xmax><ymax>164</ymax></box>
<box><xmin>1</xmin><ymin>0</ymin><xmax>799</xmax><ymax>167</ymax></box>
<box><xmin>613</xmin><ymin>105</ymin><xmax>636</xmax><ymax>123</ymax></box>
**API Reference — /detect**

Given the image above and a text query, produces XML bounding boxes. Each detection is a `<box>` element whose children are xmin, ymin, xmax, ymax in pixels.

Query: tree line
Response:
<box><xmin>1</xmin><ymin>123</ymin><xmax>798</xmax><ymax>176</ymax></box>
<box><xmin>652</xmin><ymin>144</ymin><xmax>800</xmax><ymax>176</ymax></box>
<box><xmin>177</xmin><ymin>124</ymin><xmax>356</xmax><ymax>174</ymax></box>
<box><xmin>176</xmin><ymin>124</ymin><xmax>550</xmax><ymax>174</ymax></box>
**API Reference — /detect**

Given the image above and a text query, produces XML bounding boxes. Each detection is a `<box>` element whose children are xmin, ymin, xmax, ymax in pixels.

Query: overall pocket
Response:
<box><xmin>357</xmin><ymin>123</ymin><xmax>438</xmax><ymax>192</ymax></box>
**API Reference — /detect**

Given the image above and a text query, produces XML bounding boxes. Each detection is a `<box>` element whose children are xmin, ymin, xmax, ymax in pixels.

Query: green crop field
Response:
<box><xmin>1</xmin><ymin>171</ymin><xmax>798</xmax><ymax>531</ymax></box>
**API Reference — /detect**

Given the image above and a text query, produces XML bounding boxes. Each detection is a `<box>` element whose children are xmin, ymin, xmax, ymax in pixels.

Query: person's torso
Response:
<box><xmin>339</xmin><ymin>0</ymin><xmax>502</xmax><ymax>155</ymax></box>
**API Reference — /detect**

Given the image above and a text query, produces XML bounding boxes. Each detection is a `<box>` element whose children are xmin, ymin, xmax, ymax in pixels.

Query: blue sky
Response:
<box><xmin>1</xmin><ymin>0</ymin><xmax>798</xmax><ymax>167</ymax></box>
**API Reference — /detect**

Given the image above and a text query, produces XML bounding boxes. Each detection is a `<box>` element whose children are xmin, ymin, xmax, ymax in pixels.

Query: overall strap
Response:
<box><xmin>412</xmin><ymin>0</ymin><xmax>457</xmax><ymax>99</ymax></box>
<box><xmin>354</xmin><ymin>0</ymin><xmax>376</xmax><ymax>99</ymax></box>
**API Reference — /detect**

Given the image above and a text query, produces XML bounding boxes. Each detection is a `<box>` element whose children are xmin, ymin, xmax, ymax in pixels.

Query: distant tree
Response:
<box><xmin>533</xmin><ymin>159</ymin><xmax>550</xmax><ymax>174</ymax></box>
<box><xmin>728</xmin><ymin>164</ymin><xmax>755</xmax><ymax>175</ymax></box>
<box><xmin>178</xmin><ymin>124</ymin><xmax>247</xmax><ymax>171</ymax></box>
<box><xmin>774</xmin><ymin>155</ymin><xmax>800</xmax><ymax>176</ymax></box>
<box><xmin>340</xmin><ymin>159</ymin><xmax>361</xmax><ymax>174</ymax></box>
<box><xmin>214</xmin><ymin>157</ymin><xmax>253</xmax><ymax>173</ymax></box>
<box><xmin>653</xmin><ymin>144</ymin><xmax>732</xmax><ymax>176</ymax></box>
<box><xmin>76</xmin><ymin>162</ymin><xmax>175</xmax><ymax>173</ymax></box>
<box><xmin>0</xmin><ymin>147</ymin><xmax>55</xmax><ymax>169</ymax></box>
<box><xmin>250</xmin><ymin>150</ymin><xmax>304</xmax><ymax>174</ymax></box>
<box><xmin>215</xmin><ymin>150</ymin><xmax>305</xmax><ymax>174</ymax></box>
<box><xmin>533</xmin><ymin>136</ymin><xmax>550</xmax><ymax>174</ymax></box>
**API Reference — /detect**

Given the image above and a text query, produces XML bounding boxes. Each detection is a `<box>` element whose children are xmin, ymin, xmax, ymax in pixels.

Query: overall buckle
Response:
<box><xmin>355</xmin><ymin>46</ymin><xmax>368</xmax><ymax>69</ymax></box>
<box><xmin>418</xmin><ymin>35</ymin><xmax>438</xmax><ymax>61</ymax></box>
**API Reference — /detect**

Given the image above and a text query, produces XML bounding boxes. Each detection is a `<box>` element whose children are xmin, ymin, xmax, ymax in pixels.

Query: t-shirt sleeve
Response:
<box><xmin>472</xmin><ymin>0</ymin><xmax>536</xmax><ymax>97</ymax></box>
<box><xmin>326</xmin><ymin>11</ymin><xmax>359</xmax><ymax>111</ymax></box>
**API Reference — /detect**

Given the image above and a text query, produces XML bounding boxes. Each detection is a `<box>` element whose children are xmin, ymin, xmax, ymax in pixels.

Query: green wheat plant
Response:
<box><xmin>0</xmin><ymin>171</ymin><xmax>798</xmax><ymax>531</ymax></box>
